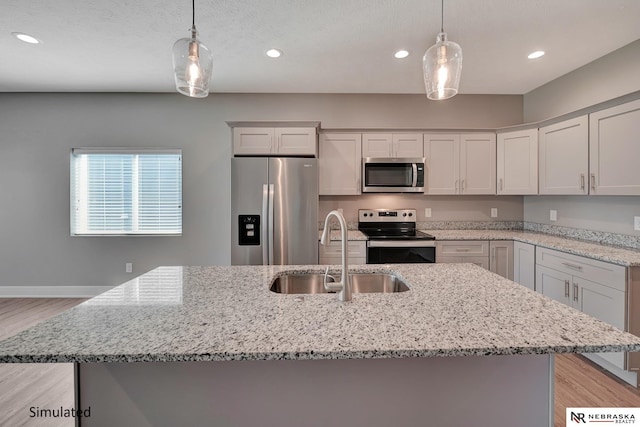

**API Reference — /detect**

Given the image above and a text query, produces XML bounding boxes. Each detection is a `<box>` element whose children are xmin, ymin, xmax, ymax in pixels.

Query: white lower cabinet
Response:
<box><xmin>535</xmin><ymin>247</ymin><xmax>627</xmax><ymax>372</ymax></box>
<box><xmin>489</xmin><ymin>241</ymin><xmax>513</xmax><ymax>280</ymax></box>
<box><xmin>513</xmin><ymin>241</ymin><xmax>535</xmax><ymax>290</ymax></box>
<box><xmin>319</xmin><ymin>240</ymin><xmax>366</xmax><ymax>265</ymax></box>
<box><xmin>436</xmin><ymin>240</ymin><xmax>512</xmax><ymax>280</ymax></box>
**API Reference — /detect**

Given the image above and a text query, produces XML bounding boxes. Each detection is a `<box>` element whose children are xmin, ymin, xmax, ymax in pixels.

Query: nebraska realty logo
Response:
<box><xmin>567</xmin><ymin>408</ymin><xmax>638</xmax><ymax>424</ymax></box>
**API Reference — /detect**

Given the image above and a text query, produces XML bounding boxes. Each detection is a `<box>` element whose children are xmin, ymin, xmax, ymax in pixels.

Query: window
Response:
<box><xmin>71</xmin><ymin>148</ymin><xmax>182</xmax><ymax>235</ymax></box>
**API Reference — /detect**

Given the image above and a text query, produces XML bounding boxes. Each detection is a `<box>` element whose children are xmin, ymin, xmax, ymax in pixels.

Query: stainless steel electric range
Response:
<box><xmin>358</xmin><ymin>209</ymin><xmax>436</xmax><ymax>264</ymax></box>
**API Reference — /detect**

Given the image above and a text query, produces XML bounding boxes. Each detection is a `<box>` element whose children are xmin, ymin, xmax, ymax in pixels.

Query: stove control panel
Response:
<box><xmin>359</xmin><ymin>209</ymin><xmax>416</xmax><ymax>222</ymax></box>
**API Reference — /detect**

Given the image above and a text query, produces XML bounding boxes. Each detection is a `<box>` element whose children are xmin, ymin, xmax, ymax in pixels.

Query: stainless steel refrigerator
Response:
<box><xmin>231</xmin><ymin>157</ymin><xmax>318</xmax><ymax>265</ymax></box>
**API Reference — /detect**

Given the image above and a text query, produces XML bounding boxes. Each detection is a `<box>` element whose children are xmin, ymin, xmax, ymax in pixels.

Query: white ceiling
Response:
<box><xmin>2</xmin><ymin>0</ymin><xmax>639</xmax><ymax>95</ymax></box>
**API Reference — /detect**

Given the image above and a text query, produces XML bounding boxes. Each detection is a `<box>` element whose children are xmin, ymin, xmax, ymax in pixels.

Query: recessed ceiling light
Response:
<box><xmin>266</xmin><ymin>49</ymin><xmax>282</xmax><ymax>58</ymax></box>
<box><xmin>394</xmin><ymin>50</ymin><xmax>410</xmax><ymax>59</ymax></box>
<box><xmin>528</xmin><ymin>50</ymin><xmax>545</xmax><ymax>59</ymax></box>
<box><xmin>11</xmin><ymin>32</ymin><xmax>41</xmax><ymax>44</ymax></box>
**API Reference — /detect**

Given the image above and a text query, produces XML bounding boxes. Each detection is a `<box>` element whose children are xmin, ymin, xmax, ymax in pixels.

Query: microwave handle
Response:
<box><xmin>412</xmin><ymin>163</ymin><xmax>418</xmax><ymax>187</ymax></box>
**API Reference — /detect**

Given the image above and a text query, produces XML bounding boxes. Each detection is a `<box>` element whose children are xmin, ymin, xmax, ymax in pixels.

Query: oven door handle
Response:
<box><xmin>368</xmin><ymin>240</ymin><xmax>436</xmax><ymax>248</ymax></box>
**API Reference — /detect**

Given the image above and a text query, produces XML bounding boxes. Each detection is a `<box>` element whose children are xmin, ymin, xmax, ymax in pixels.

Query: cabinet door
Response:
<box><xmin>589</xmin><ymin>98</ymin><xmax>640</xmax><ymax>195</ymax></box>
<box><xmin>497</xmin><ymin>129</ymin><xmax>538</xmax><ymax>195</ymax></box>
<box><xmin>393</xmin><ymin>134</ymin><xmax>424</xmax><ymax>158</ymax></box>
<box><xmin>362</xmin><ymin>134</ymin><xmax>392</xmax><ymax>158</ymax></box>
<box><xmin>490</xmin><ymin>241</ymin><xmax>513</xmax><ymax>280</ymax></box>
<box><xmin>574</xmin><ymin>277</ymin><xmax>626</xmax><ymax>369</ymax></box>
<box><xmin>319</xmin><ymin>133</ymin><xmax>362</xmax><ymax>195</ymax></box>
<box><xmin>233</xmin><ymin>128</ymin><xmax>274</xmax><ymax>155</ymax></box>
<box><xmin>424</xmin><ymin>134</ymin><xmax>460</xmax><ymax>194</ymax></box>
<box><xmin>535</xmin><ymin>265</ymin><xmax>572</xmax><ymax>306</ymax></box>
<box><xmin>460</xmin><ymin>133</ymin><xmax>496</xmax><ymax>195</ymax></box>
<box><xmin>539</xmin><ymin>116</ymin><xmax>588</xmax><ymax>195</ymax></box>
<box><xmin>513</xmin><ymin>241</ymin><xmax>535</xmax><ymax>290</ymax></box>
<box><xmin>276</xmin><ymin>128</ymin><xmax>317</xmax><ymax>156</ymax></box>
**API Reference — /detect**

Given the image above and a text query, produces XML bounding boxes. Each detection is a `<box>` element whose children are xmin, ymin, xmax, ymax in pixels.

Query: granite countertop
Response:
<box><xmin>422</xmin><ymin>230</ymin><xmax>640</xmax><ymax>267</ymax></box>
<box><xmin>1</xmin><ymin>264</ymin><xmax>639</xmax><ymax>364</ymax></box>
<box><xmin>319</xmin><ymin>227</ymin><xmax>640</xmax><ymax>266</ymax></box>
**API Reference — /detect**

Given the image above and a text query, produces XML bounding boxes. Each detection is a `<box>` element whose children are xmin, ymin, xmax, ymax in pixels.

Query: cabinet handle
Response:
<box><xmin>564</xmin><ymin>279</ymin><xmax>570</xmax><ymax>298</ymax></box>
<box><xmin>499</xmin><ymin>178</ymin><xmax>503</xmax><ymax>192</ymax></box>
<box><xmin>562</xmin><ymin>262</ymin><xmax>583</xmax><ymax>271</ymax></box>
<box><xmin>491</xmin><ymin>247</ymin><xmax>496</xmax><ymax>261</ymax></box>
<box><xmin>455</xmin><ymin>180</ymin><xmax>459</xmax><ymax>194</ymax></box>
<box><xmin>573</xmin><ymin>283</ymin><xmax>579</xmax><ymax>302</ymax></box>
<box><xmin>590</xmin><ymin>173</ymin><xmax>596</xmax><ymax>192</ymax></box>
<box><xmin>461</xmin><ymin>179</ymin><xmax>465</xmax><ymax>193</ymax></box>
<box><xmin>580</xmin><ymin>174</ymin><xmax>585</xmax><ymax>191</ymax></box>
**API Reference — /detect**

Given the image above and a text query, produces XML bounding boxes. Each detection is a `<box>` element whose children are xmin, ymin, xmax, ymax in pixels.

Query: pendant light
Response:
<box><xmin>422</xmin><ymin>0</ymin><xmax>462</xmax><ymax>100</ymax></box>
<box><xmin>172</xmin><ymin>0</ymin><xmax>213</xmax><ymax>98</ymax></box>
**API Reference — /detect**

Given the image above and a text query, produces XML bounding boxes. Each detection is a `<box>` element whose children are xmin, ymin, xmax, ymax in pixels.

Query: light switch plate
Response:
<box><xmin>550</xmin><ymin>210</ymin><xmax>557</xmax><ymax>221</ymax></box>
<box><xmin>490</xmin><ymin>208</ymin><xmax>498</xmax><ymax>218</ymax></box>
<box><xmin>634</xmin><ymin>216</ymin><xmax>640</xmax><ymax>231</ymax></box>
<box><xmin>424</xmin><ymin>208</ymin><xmax>432</xmax><ymax>218</ymax></box>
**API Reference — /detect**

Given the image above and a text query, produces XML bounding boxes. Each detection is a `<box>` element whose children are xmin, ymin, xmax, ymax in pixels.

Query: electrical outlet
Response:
<box><xmin>635</xmin><ymin>216</ymin><xmax>640</xmax><ymax>231</ymax></box>
<box><xmin>126</xmin><ymin>263</ymin><xmax>133</xmax><ymax>273</ymax></box>
<box><xmin>490</xmin><ymin>208</ymin><xmax>498</xmax><ymax>218</ymax></box>
<box><xmin>550</xmin><ymin>210</ymin><xmax>557</xmax><ymax>221</ymax></box>
<box><xmin>424</xmin><ymin>208</ymin><xmax>432</xmax><ymax>218</ymax></box>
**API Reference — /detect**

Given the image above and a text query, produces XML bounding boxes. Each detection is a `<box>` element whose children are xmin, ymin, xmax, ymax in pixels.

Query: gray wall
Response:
<box><xmin>522</xmin><ymin>40</ymin><xmax>640</xmax><ymax>236</ymax></box>
<box><xmin>524</xmin><ymin>196</ymin><xmax>640</xmax><ymax>236</ymax></box>
<box><xmin>0</xmin><ymin>92</ymin><xmax>522</xmax><ymax>290</ymax></box>
<box><xmin>524</xmin><ymin>39</ymin><xmax>640</xmax><ymax>122</ymax></box>
<box><xmin>320</xmin><ymin>195</ymin><xmax>523</xmax><ymax>223</ymax></box>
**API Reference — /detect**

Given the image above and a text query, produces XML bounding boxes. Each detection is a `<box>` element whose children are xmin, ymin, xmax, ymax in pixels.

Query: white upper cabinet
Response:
<box><xmin>233</xmin><ymin>127</ymin><xmax>274</xmax><ymax>155</ymax></box>
<box><xmin>497</xmin><ymin>128</ymin><xmax>538</xmax><ymax>195</ymax></box>
<box><xmin>460</xmin><ymin>134</ymin><xmax>496</xmax><ymax>195</ymax></box>
<box><xmin>362</xmin><ymin>133</ymin><xmax>423</xmax><ymax>158</ymax></box>
<box><xmin>589</xmin><ymin>98</ymin><xmax>640</xmax><ymax>195</ymax></box>
<box><xmin>424</xmin><ymin>134</ymin><xmax>459</xmax><ymax>194</ymax></box>
<box><xmin>233</xmin><ymin>127</ymin><xmax>317</xmax><ymax>156</ymax></box>
<box><xmin>539</xmin><ymin>115</ymin><xmax>589</xmax><ymax>195</ymax></box>
<box><xmin>425</xmin><ymin>133</ymin><xmax>495</xmax><ymax>195</ymax></box>
<box><xmin>393</xmin><ymin>134</ymin><xmax>424</xmax><ymax>158</ymax></box>
<box><xmin>319</xmin><ymin>133</ymin><xmax>362</xmax><ymax>195</ymax></box>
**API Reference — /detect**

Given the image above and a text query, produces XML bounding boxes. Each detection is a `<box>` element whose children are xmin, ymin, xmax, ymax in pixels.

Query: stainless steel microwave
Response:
<box><xmin>362</xmin><ymin>158</ymin><xmax>426</xmax><ymax>193</ymax></box>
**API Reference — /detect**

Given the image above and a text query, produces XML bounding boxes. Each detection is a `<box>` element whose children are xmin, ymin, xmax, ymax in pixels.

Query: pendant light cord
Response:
<box><xmin>440</xmin><ymin>0</ymin><xmax>444</xmax><ymax>33</ymax></box>
<box><xmin>192</xmin><ymin>0</ymin><xmax>195</xmax><ymax>28</ymax></box>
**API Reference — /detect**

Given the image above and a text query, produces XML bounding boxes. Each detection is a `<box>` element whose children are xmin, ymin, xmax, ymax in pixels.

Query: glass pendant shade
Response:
<box><xmin>422</xmin><ymin>32</ymin><xmax>462</xmax><ymax>100</ymax></box>
<box><xmin>172</xmin><ymin>29</ymin><xmax>213</xmax><ymax>98</ymax></box>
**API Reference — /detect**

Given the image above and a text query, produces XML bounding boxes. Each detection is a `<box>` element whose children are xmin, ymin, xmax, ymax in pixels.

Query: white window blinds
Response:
<box><xmin>71</xmin><ymin>149</ymin><xmax>182</xmax><ymax>235</ymax></box>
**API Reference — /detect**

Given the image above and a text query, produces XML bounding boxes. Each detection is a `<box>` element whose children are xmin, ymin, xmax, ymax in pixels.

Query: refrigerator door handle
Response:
<box><xmin>261</xmin><ymin>184</ymin><xmax>269</xmax><ymax>265</ymax></box>
<box><xmin>268</xmin><ymin>184</ymin><xmax>275</xmax><ymax>265</ymax></box>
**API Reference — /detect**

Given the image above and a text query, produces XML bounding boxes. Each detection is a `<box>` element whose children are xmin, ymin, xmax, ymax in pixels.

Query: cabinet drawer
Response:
<box><xmin>436</xmin><ymin>241</ymin><xmax>489</xmax><ymax>257</ymax></box>
<box><xmin>320</xmin><ymin>255</ymin><xmax>366</xmax><ymax>265</ymax></box>
<box><xmin>319</xmin><ymin>240</ymin><xmax>366</xmax><ymax>258</ymax></box>
<box><xmin>535</xmin><ymin>247</ymin><xmax>626</xmax><ymax>292</ymax></box>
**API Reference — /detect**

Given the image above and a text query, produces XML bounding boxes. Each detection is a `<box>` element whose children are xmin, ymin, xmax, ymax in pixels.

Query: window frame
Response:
<box><xmin>70</xmin><ymin>148</ymin><xmax>183</xmax><ymax>237</ymax></box>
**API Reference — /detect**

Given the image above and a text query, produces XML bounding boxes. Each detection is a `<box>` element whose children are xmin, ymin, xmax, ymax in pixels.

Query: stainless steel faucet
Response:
<box><xmin>320</xmin><ymin>210</ymin><xmax>352</xmax><ymax>302</ymax></box>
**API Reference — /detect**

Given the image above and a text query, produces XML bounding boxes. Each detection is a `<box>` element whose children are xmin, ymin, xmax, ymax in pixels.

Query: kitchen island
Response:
<box><xmin>1</xmin><ymin>263</ymin><xmax>639</xmax><ymax>426</ymax></box>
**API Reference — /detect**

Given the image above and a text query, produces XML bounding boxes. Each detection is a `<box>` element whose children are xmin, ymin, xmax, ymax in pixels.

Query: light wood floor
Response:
<box><xmin>0</xmin><ymin>299</ymin><xmax>86</xmax><ymax>427</ymax></box>
<box><xmin>1</xmin><ymin>298</ymin><xmax>639</xmax><ymax>426</ymax></box>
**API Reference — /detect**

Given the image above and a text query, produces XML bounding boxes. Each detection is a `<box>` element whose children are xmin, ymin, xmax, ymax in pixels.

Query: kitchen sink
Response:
<box><xmin>269</xmin><ymin>272</ymin><xmax>409</xmax><ymax>294</ymax></box>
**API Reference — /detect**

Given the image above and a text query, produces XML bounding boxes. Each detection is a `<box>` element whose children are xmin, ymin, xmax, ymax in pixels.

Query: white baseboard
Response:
<box><xmin>0</xmin><ymin>286</ymin><xmax>114</xmax><ymax>298</ymax></box>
